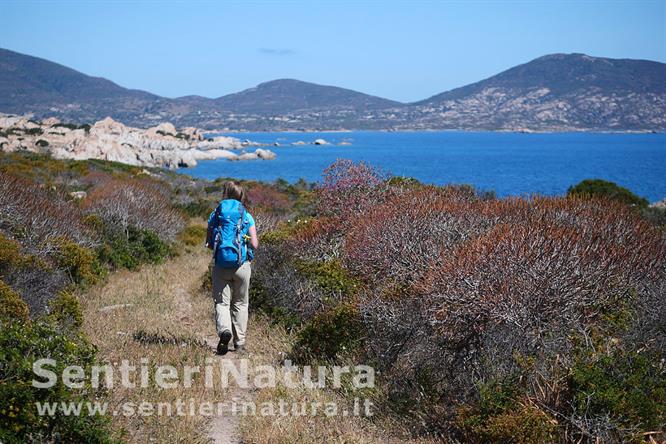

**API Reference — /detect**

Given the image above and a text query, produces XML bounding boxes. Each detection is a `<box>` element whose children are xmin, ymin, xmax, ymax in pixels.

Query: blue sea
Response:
<box><xmin>186</xmin><ymin>131</ymin><xmax>666</xmax><ymax>203</ymax></box>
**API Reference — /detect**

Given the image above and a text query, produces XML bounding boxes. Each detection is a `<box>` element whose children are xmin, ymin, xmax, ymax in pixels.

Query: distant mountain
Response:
<box><xmin>420</xmin><ymin>53</ymin><xmax>666</xmax><ymax>103</ymax></box>
<box><xmin>0</xmin><ymin>47</ymin><xmax>159</xmax><ymax>123</ymax></box>
<box><xmin>214</xmin><ymin>79</ymin><xmax>401</xmax><ymax>114</ymax></box>
<box><xmin>1</xmin><ymin>48</ymin><xmax>665</xmax><ymax>131</ymax></box>
<box><xmin>412</xmin><ymin>53</ymin><xmax>666</xmax><ymax>130</ymax></box>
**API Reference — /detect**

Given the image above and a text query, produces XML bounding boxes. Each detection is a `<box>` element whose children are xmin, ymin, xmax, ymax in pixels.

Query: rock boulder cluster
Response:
<box><xmin>0</xmin><ymin>115</ymin><xmax>276</xmax><ymax>168</ymax></box>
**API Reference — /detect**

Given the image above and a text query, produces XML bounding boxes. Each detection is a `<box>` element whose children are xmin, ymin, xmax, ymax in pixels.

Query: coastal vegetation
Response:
<box><xmin>0</xmin><ymin>152</ymin><xmax>663</xmax><ymax>443</ymax></box>
<box><xmin>0</xmin><ymin>151</ymin><xmax>304</xmax><ymax>442</ymax></box>
<box><xmin>567</xmin><ymin>178</ymin><xmax>650</xmax><ymax>208</ymax></box>
<box><xmin>249</xmin><ymin>160</ymin><xmax>665</xmax><ymax>442</ymax></box>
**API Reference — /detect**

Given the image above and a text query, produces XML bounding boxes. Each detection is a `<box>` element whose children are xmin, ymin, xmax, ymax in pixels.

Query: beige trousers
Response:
<box><xmin>211</xmin><ymin>261</ymin><xmax>251</xmax><ymax>346</ymax></box>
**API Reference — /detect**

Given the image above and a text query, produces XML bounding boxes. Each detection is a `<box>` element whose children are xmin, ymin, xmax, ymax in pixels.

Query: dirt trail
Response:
<box><xmin>82</xmin><ymin>249</ymin><xmax>255</xmax><ymax>444</ymax></box>
<box><xmin>205</xmin><ymin>339</ymin><xmax>252</xmax><ymax>444</ymax></box>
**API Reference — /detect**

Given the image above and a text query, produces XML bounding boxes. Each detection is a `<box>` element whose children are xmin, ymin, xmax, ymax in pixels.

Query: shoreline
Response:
<box><xmin>204</xmin><ymin>127</ymin><xmax>663</xmax><ymax>135</ymax></box>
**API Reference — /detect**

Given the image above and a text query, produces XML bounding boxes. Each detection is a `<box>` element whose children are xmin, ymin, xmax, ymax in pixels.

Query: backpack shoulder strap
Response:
<box><xmin>206</xmin><ymin>204</ymin><xmax>222</xmax><ymax>249</ymax></box>
<box><xmin>235</xmin><ymin>202</ymin><xmax>246</xmax><ymax>266</ymax></box>
<box><xmin>238</xmin><ymin>202</ymin><xmax>246</xmax><ymax>226</ymax></box>
<box><xmin>214</xmin><ymin>203</ymin><xmax>223</xmax><ymax>226</ymax></box>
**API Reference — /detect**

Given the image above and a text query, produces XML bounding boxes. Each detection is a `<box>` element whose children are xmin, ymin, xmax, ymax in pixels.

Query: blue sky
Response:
<box><xmin>1</xmin><ymin>0</ymin><xmax>665</xmax><ymax>102</ymax></box>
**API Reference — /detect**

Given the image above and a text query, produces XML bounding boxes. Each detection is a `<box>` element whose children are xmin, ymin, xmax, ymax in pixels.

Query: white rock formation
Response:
<box><xmin>255</xmin><ymin>148</ymin><xmax>277</xmax><ymax>160</ymax></box>
<box><xmin>0</xmin><ymin>114</ymin><xmax>276</xmax><ymax>168</ymax></box>
<box><xmin>69</xmin><ymin>191</ymin><xmax>87</xmax><ymax>199</ymax></box>
<box><xmin>651</xmin><ymin>198</ymin><xmax>666</xmax><ymax>209</ymax></box>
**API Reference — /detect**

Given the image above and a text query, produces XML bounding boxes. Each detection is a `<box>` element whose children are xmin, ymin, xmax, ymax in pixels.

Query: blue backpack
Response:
<box><xmin>208</xmin><ymin>199</ymin><xmax>252</xmax><ymax>268</ymax></box>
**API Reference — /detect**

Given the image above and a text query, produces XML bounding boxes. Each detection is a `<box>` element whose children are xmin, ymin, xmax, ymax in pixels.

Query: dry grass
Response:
<box><xmin>239</xmin><ymin>314</ymin><xmax>438</xmax><ymax>444</ymax></box>
<box><xmin>82</xmin><ymin>248</ymin><xmax>220</xmax><ymax>443</ymax></box>
<box><xmin>81</xmin><ymin>242</ymin><xmax>435</xmax><ymax>443</ymax></box>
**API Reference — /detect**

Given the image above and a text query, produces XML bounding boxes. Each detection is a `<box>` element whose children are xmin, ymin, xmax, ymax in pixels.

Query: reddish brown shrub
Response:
<box><xmin>410</xmin><ymin>198</ymin><xmax>666</xmax><ymax>416</ymax></box>
<box><xmin>252</xmin><ymin>161</ymin><xmax>666</xmax><ymax>439</ymax></box>
<box><xmin>315</xmin><ymin>159</ymin><xmax>389</xmax><ymax>217</ymax></box>
<box><xmin>286</xmin><ymin>216</ymin><xmax>345</xmax><ymax>262</ymax></box>
<box><xmin>350</xmin><ymin>194</ymin><xmax>665</xmax><ymax>435</ymax></box>
<box><xmin>344</xmin><ymin>186</ymin><xmax>492</xmax><ymax>287</ymax></box>
<box><xmin>82</xmin><ymin>177</ymin><xmax>184</xmax><ymax>241</ymax></box>
<box><xmin>0</xmin><ymin>173</ymin><xmax>97</xmax><ymax>255</ymax></box>
<box><xmin>246</xmin><ymin>183</ymin><xmax>292</xmax><ymax>213</ymax></box>
<box><xmin>422</xmin><ymin>198</ymin><xmax>663</xmax><ymax>339</ymax></box>
<box><xmin>251</xmin><ymin>209</ymin><xmax>284</xmax><ymax>234</ymax></box>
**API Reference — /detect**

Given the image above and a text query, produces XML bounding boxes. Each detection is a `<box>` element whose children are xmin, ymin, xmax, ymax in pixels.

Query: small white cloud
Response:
<box><xmin>258</xmin><ymin>48</ymin><xmax>296</xmax><ymax>56</ymax></box>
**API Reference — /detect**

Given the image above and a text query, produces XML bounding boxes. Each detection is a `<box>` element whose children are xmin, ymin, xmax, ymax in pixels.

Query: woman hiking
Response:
<box><xmin>206</xmin><ymin>181</ymin><xmax>259</xmax><ymax>355</ymax></box>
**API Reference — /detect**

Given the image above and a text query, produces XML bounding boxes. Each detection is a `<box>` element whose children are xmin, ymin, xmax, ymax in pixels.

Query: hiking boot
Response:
<box><xmin>233</xmin><ymin>344</ymin><xmax>246</xmax><ymax>354</ymax></box>
<box><xmin>217</xmin><ymin>330</ymin><xmax>232</xmax><ymax>355</ymax></box>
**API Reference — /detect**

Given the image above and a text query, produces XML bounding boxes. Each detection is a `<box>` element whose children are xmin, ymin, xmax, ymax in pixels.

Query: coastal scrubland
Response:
<box><xmin>0</xmin><ymin>152</ymin><xmax>664</xmax><ymax>443</ymax></box>
<box><xmin>249</xmin><ymin>160</ymin><xmax>665</xmax><ymax>443</ymax></box>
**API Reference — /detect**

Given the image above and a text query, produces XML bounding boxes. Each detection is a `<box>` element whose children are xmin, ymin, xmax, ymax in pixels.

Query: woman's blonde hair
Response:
<box><xmin>221</xmin><ymin>181</ymin><xmax>248</xmax><ymax>205</ymax></box>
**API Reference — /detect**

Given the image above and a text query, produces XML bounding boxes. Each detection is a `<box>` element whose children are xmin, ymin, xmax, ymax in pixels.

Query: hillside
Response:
<box><xmin>1</xmin><ymin>48</ymin><xmax>665</xmax><ymax>130</ymax></box>
<box><xmin>214</xmin><ymin>78</ymin><xmax>402</xmax><ymax>113</ymax></box>
<box><xmin>410</xmin><ymin>53</ymin><xmax>666</xmax><ymax>130</ymax></box>
<box><xmin>0</xmin><ymin>48</ymin><xmax>159</xmax><ymax>123</ymax></box>
<box><xmin>420</xmin><ymin>53</ymin><xmax>666</xmax><ymax>103</ymax></box>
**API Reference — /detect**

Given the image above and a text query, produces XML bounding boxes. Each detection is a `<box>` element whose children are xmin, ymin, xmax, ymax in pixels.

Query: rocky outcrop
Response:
<box><xmin>0</xmin><ymin>115</ymin><xmax>276</xmax><ymax>168</ymax></box>
<box><xmin>651</xmin><ymin>198</ymin><xmax>666</xmax><ymax>209</ymax></box>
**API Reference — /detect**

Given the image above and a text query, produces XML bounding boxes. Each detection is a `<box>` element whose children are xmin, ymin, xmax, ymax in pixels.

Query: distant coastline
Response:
<box><xmin>186</xmin><ymin>130</ymin><xmax>666</xmax><ymax>204</ymax></box>
<box><xmin>207</xmin><ymin>127</ymin><xmax>663</xmax><ymax>135</ymax></box>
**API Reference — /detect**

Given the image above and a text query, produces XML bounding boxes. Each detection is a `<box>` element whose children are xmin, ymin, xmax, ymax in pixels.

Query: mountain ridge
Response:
<box><xmin>1</xmin><ymin>47</ymin><xmax>664</xmax><ymax>131</ymax></box>
<box><xmin>213</xmin><ymin>78</ymin><xmax>402</xmax><ymax>114</ymax></box>
<box><xmin>417</xmin><ymin>52</ymin><xmax>666</xmax><ymax>104</ymax></box>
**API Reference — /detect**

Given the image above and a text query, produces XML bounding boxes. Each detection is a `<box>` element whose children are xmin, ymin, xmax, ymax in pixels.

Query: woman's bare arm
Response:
<box><xmin>248</xmin><ymin>225</ymin><xmax>259</xmax><ymax>250</ymax></box>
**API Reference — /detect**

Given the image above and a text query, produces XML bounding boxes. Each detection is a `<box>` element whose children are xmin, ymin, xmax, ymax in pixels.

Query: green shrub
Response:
<box><xmin>53</xmin><ymin>237</ymin><xmax>102</xmax><ymax>286</ymax></box>
<box><xmin>48</xmin><ymin>291</ymin><xmax>83</xmax><ymax>330</ymax></box>
<box><xmin>293</xmin><ymin>259</ymin><xmax>359</xmax><ymax>299</ymax></box>
<box><xmin>641</xmin><ymin>206</ymin><xmax>666</xmax><ymax>227</ymax></box>
<box><xmin>178</xmin><ymin>224</ymin><xmax>207</xmax><ymax>247</ymax></box>
<box><xmin>293</xmin><ymin>190</ymin><xmax>318</xmax><ymax>218</ymax></box>
<box><xmin>83</xmin><ymin>214</ymin><xmax>105</xmax><ymax>232</ymax></box>
<box><xmin>258</xmin><ymin>221</ymin><xmax>302</xmax><ymax>245</ymax></box>
<box><xmin>204</xmin><ymin>184</ymin><xmax>223</xmax><ymax>194</ymax></box>
<box><xmin>85</xmin><ymin>158</ymin><xmax>141</xmax><ymax>175</ymax></box>
<box><xmin>52</xmin><ymin>122</ymin><xmax>90</xmax><ymax>132</ymax></box>
<box><xmin>456</xmin><ymin>378</ymin><xmax>558</xmax><ymax>443</ymax></box>
<box><xmin>0</xmin><ymin>235</ymin><xmax>23</xmax><ymax>268</ymax></box>
<box><xmin>0</xmin><ymin>280</ymin><xmax>29</xmax><ymax>322</ymax></box>
<box><xmin>175</xmin><ymin>199</ymin><xmax>214</xmax><ymax>219</ymax></box>
<box><xmin>292</xmin><ymin>302</ymin><xmax>364</xmax><ymax>362</ymax></box>
<box><xmin>24</xmin><ymin>127</ymin><xmax>43</xmax><ymax>136</ymax></box>
<box><xmin>0</xmin><ymin>320</ymin><xmax>115</xmax><ymax>443</ymax></box>
<box><xmin>99</xmin><ymin>226</ymin><xmax>171</xmax><ymax>270</ymax></box>
<box><xmin>0</xmin><ymin>151</ymin><xmax>90</xmax><ymax>183</ymax></box>
<box><xmin>568</xmin><ymin>179</ymin><xmax>649</xmax><ymax>208</ymax></box>
<box><xmin>569</xmin><ymin>348</ymin><xmax>666</xmax><ymax>436</ymax></box>
<box><xmin>458</xmin><ymin>403</ymin><xmax>558</xmax><ymax>444</ymax></box>
<box><xmin>35</xmin><ymin>139</ymin><xmax>49</xmax><ymax>147</ymax></box>
<box><xmin>386</xmin><ymin>176</ymin><xmax>422</xmax><ymax>188</ymax></box>
<box><xmin>248</xmin><ymin>279</ymin><xmax>300</xmax><ymax>330</ymax></box>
